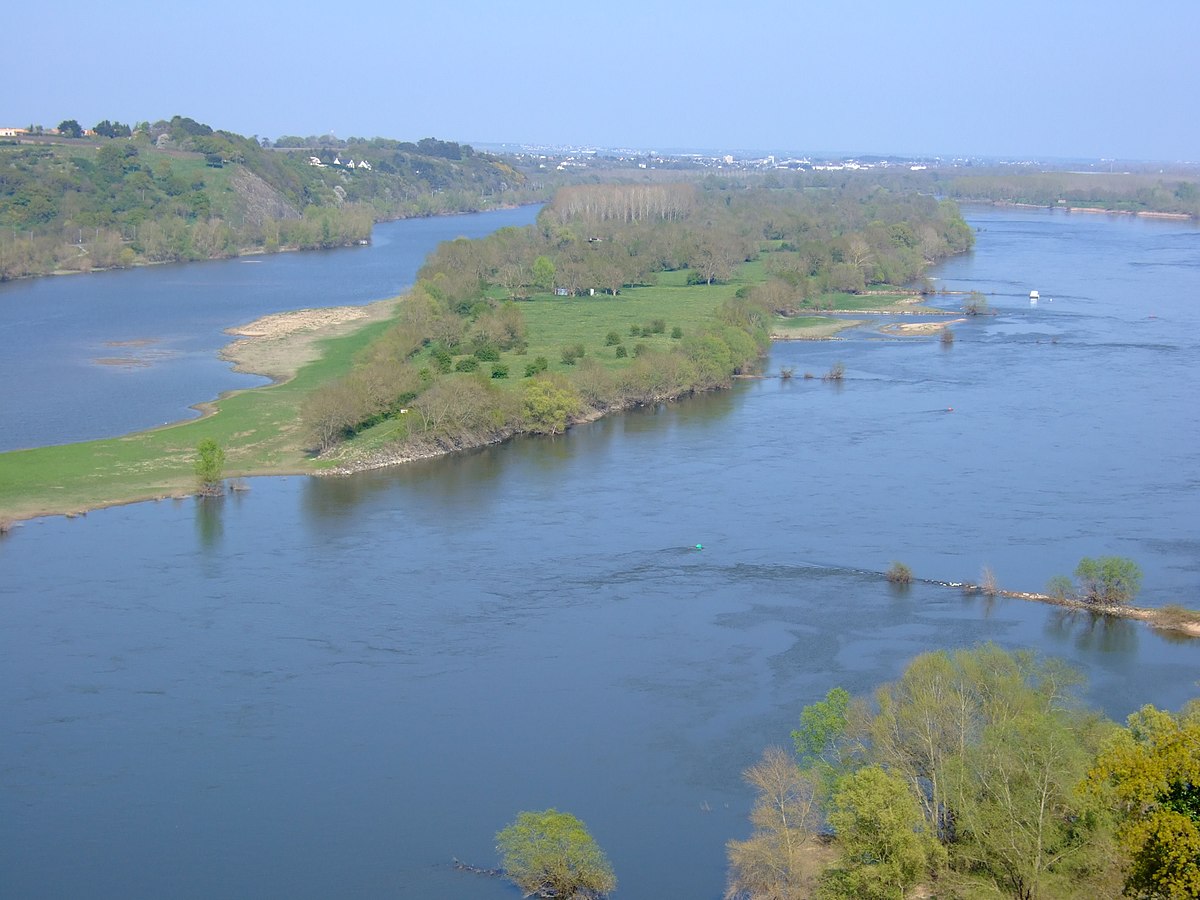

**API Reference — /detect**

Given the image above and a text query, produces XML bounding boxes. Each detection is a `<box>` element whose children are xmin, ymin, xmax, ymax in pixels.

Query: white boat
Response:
<box><xmin>1029</xmin><ymin>290</ymin><xmax>1039</xmax><ymax>304</ymax></box>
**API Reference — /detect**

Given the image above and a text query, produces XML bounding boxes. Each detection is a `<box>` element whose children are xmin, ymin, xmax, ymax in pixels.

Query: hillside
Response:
<box><xmin>0</xmin><ymin>116</ymin><xmax>540</xmax><ymax>280</ymax></box>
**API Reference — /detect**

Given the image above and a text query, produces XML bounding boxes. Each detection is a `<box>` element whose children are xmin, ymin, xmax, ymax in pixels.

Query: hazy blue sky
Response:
<box><xmin>6</xmin><ymin>0</ymin><xmax>1197</xmax><ymax>160</ymax></box>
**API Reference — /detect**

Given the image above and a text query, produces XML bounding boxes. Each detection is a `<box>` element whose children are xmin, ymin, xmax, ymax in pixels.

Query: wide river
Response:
<box><xmin>1</xmin><ymin>206</ymin><xmax>1198</xmax><ymax>899</ymax></box>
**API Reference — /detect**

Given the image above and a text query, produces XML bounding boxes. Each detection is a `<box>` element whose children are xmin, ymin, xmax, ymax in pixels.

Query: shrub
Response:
<box><xmin>454</xmin><ymin>357</ymin><xmax>480</xmax><ymax>372</ymax></box>
<box><xmin>604</xmin><ymin>331</ymin><xmax>621</xmax><ymax>346</ymax></box>
<box><xmin>886</xmin><ymin>561</ymin><xmax>913</xmax><ymax>584</ymax></box>
<box><xmin>491</xmin><ymin>364</ymin><xmax>509</xmax><ymax>379</ymax></box>
<box><xmin>1156</xmin><ymin>605</ymin><xmax>1200</xmax><ymax>630</ymax></box>
<box><xmin>629</xmin><ymin>324</ymin><xmax>642</xmax><ymax>337</ymax></box>
<box><xmin>964</xmin><ymin>291</ymin><xmax>989</xmax><ymax>316</ymax></box>
<box><xmin>430</xmin><ymin>344</ymin><xmax>453</xmax><ymax>373</ymax></box>
<box><xmin>615</xmin><ymin>345</ymin><xmax>627</xmax><ymax>358</ymax></box>
<box><xmin>981</xmin><ymin>566</ymin><xmax>998</xmax><ymax>596</ymax></box>
<box><xmin>474</xmin><ymin>344</ymin><xmax>500</xmax><ymax>362</ymax></box>
<box><xmin>633</xmin><ymin>343</ymin><xmax>650</xmax><ymax>357</ymax></box>
<box><xmin>671</xmin><ymin>326</ymin><xmax>684</xmax><ymax>339</ymax></box>
<box><xmin>561</xmin><ymin>343</ymin><xmax>586</xmax><ymax>366</ymax></box>
<box><xmin>524</xmin><ymin>356</ymin><xmax>549</xmax><ymax>378</ymax></box>
<box><xmin>823</xmin><ymin>361</ymin><xmax>846</xmax><ymax>381</ymax></box>
<box><xmin>1046</xmin><ymin>575</ymin><xmax>1076</xmax><ymax>601</ymax></box>
<box><xmin>648</xmin><ymin>318</ymin><xmax>666</xmax><ymax>334</ymax></box>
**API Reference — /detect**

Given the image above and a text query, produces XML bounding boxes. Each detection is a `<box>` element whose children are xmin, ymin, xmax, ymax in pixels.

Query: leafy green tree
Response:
<box><xmin>523</xmin><ymin>376</ymin><xmax>581</xmax><ymax>434</ymax></box>
<box><xmin>945</xmin><ymin>709</ymin><xmax>1114</xmax><ymax>899</ymax></box>
<box><xmin>820</xmin><ymin>766</ymin><xmax>942</xmax><ymax>900</ymax></box>
<box><xmin>57</xmin><ymin>119</ymin><xmax>83</xmax><ymax>138</ymax></box>
<box><xmin>792</xmin><ymin>687</ymin><xmax>852</xmax><ymax>771</ymax></box>
<box><xmin>194</xmin><ymin>438</ymin><xmax>225</xmax><ymax>495</ymax></box>
<box><xmin>532</xmin><ymin>254</ymin><xmax>556</xmax><ymax>291</ymax></box>
<box><xmin>496</xmin><ymin>809</ymin><xmax>616</xmax><ymax>899</ymax></box>
<box><xmin>1088</xmin><ymin>703</ymin><xmax>1200</xmax><ymax>899</ymax></box>
<box><xmin>1074</xmin><ymin>556</ymin><xmax>1143</xmax><ymax>605</ymax></box>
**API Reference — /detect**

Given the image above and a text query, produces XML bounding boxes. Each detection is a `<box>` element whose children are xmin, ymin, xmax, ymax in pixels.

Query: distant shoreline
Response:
<box><xmin>987</xmin><ymin>200</ymin><xmax>1194</xmax><ymax>220</ymax></box>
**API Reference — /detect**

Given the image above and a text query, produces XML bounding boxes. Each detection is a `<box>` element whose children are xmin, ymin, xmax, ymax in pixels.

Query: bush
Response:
<box><xmin>604</xmin><ymin>331</ymin><xmax>621</xmax><ymax>346</ymax></box>
<box><xmin>496</xmin><ymin>809</ymin><xmax>616</xmax><ymax>899</ymax></box>
<box><xmin>454</xmin><ymin>357</ymin><xmax>480</xmax><ymax>372</ymax></box>
<box><xmin>629</xmin><ymin>324</ymin><xmax>642</xmax><ymax>337</ymax></box>
<box><xmin>1046</xmin><ymin>575</ymin><xmax>1076</xmax><ymax>601</ymax></box>
<box><xmin>561</xmin><ymin>343</ymin><xmax>586</xmax><ymax>366</ymax></box>
<box><xmin>431</xmin><ymin>344</ymin><xmax>453</xmax><ymax>374</ymax></box>
<box><xmin>823</xmin><ymin>361</ymin><xmax>846</xmax><ymax>381</ymax></box>
<box><xmin>615</xmin><ymin>345</ymin><xmax>627</xmax><ymax>358</ymax></box>
<box><xmin>648</xmin><ymin>318</ymin><xmax>666</xmax><ymax>334</ymax></box>
<box><xmin>633</xmin><ymin>343</ymin><xmax>649</xmax><ymax>357</ymax></box>
<box><xmin>886</xmin><ymin>561</ymin><xmax>913</xmax><ymax>584</ymax></box>
<box><xmin>491</xmin><ymin>364</ymin><xmax>509</xmax><ymax>379</ymax></box>
<box><xmin>981</xmin><ymin>566</ymin><xmax>998</xmax><ymax>596</ymax></box>
<box><xmin>524</xmin><ymin>356</ymin><xmax>549</xmax><ymax>378</ymax></box>
<box><xmin>474</xmin><ymin>344</ymin><xmax>500</xmax><ymax>362</ymax></box>
<box><xmin>1074</xmin><ymin>556</ymin><xmax>1143</xmax><ymax>605</ymax></box>
<box><xmin>964</xmin><ymin>291</ymin><xmax>989</xmax><ymax>316</ymax></box>
<box><xmin>671</xmin><ymin>326</ymin><xmax>684</xmax><ymax>339</ymax></box>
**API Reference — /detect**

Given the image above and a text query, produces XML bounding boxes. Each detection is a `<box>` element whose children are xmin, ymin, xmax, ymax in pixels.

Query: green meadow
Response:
<box><xmin>0</xmin><ymin>267</ymin><xmax>925</xmax><ymax>521</ymax></box>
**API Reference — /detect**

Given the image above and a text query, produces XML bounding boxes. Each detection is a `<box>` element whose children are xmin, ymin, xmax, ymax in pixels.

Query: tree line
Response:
<box><xmin>726</xmin><ymin>644</ymin><xmax>1199</xmax><ymax>900</ymax></box>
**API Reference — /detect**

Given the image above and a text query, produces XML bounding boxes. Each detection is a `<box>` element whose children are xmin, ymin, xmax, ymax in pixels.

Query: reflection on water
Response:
<box><xmin>1046</xmin><ymin>608</ymin><xmax>1139</xmax><ymax>655</ymax></box>
<box><xmin>194</xmin><ymin>495</ymin><xmax>224</xmax><ymax>549</ymax></box>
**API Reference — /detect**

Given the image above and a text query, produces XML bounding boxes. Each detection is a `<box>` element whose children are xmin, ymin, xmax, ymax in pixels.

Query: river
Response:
<box><xmin>1</xmin><ymin>206</ymin><xmax>1197</xmax><ymax>899</ymax></box>
<box><xmin>0</xmin><ymin>206</ymin><xmax>541</xmax><ymax>451</ymax></box>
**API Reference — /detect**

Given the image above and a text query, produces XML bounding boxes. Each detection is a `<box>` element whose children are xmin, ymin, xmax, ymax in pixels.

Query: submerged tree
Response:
<box><xmin>496</xmin><ymin>809</ymin><xmax>616</xmax><ymax>899</ymax></box>
<box><xmin>1074</xmin><ymin>556</ymin><xmax>1143</xmax><ymax>606</ymax></box>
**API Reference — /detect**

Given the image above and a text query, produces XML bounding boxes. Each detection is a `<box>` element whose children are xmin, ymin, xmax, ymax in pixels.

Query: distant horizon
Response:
<box><xmin>6</xmin><ymin>0</ymin><xmax>1198</xmax><ymax>163</ymax></box>
<box><xmin>8</xmin><ymin>122</ymin><xmax>1194</xmax><ymax>169</ymax></box>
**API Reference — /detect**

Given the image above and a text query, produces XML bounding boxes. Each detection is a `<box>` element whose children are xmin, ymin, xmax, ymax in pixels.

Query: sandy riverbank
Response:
<box><xmin>220</xmin><ymin>298</ymin><xmax>399</xmax><ymax>382</ymax></box>
<box><xmin>880</xmin><ymin>317</ymin><xmax>967</xmax><ymax>335</ymax></box>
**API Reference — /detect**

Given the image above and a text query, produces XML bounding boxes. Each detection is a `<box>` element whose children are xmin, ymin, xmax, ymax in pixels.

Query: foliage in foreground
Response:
<box><xmin>725</xmin><ymin>645</ymin><xmax>1184</xmax><ymax>900</ymax></box>
<box><xmin>496</xmin><ymin>809</ymin><xmax>616</xmax><ymax>899</ymax></box>
<box><xmin>1088</xmin><ymin>702</ymin><xmax>1200</xmax><ymax>899</ymax></box>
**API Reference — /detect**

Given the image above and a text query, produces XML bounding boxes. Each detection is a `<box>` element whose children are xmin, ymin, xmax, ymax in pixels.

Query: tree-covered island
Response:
<box><xmin>0</xmin><ymin>176</ymin><xmax>971</xmax><ymax>521</ymax></box>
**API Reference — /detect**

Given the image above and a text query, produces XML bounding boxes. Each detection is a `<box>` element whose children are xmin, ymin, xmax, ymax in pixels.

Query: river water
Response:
<box><xmin>1</xmin><ymin>207</ymin><xmax>1198</xmax><ymax>899</ymax></box>
<box><xmin>0</xmin><ymin>206</ymin><xmax>541</xmax><ymax>451</ymax></box>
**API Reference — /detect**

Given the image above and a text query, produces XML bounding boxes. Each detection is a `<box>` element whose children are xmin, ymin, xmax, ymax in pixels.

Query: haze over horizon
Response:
<box><xmin>7</xmin><ymin>0</ymin><xmax>1198</xmax><ymax>162</ymax></box>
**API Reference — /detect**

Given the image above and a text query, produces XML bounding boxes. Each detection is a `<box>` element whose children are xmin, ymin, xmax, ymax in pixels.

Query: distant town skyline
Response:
<box><xmin>7</xmin><ymin>0</ymin><xmax>1198</xmax><ymax>162</ymax></box>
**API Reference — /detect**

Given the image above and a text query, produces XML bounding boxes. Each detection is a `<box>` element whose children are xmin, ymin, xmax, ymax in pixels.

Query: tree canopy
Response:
<box><xmin>496</xmin><ymin>809</ymin><xmax>616</xmax><ymax>899</ymax></box>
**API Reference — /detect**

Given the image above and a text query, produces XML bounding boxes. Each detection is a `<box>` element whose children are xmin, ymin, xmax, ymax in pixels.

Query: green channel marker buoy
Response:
<box><xmin>695</xmin><ymin>544</ymin><xmax>703</xmax><ymax>551</ymax></box>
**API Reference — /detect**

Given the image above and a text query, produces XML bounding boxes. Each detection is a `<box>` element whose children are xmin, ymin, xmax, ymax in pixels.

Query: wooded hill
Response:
<box><xmin>0</xmin><ymin>116</ymin><xmax>540</xmax><ymax>280</ymax></box>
